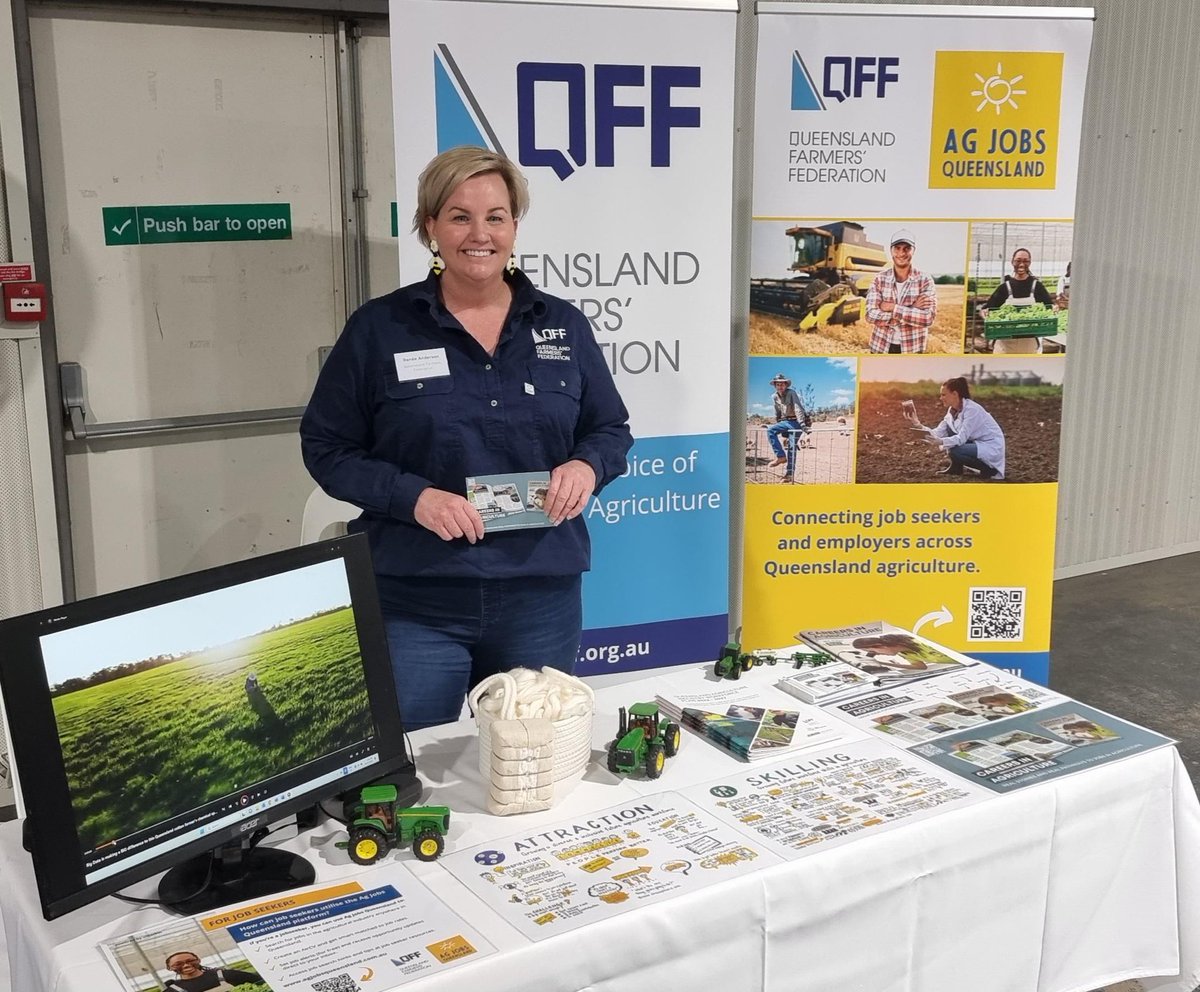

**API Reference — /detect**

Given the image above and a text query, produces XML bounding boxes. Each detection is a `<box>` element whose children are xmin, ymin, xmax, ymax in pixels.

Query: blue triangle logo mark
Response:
<box><xmin>434</xmin><ymin>52</ymin><xmax>488</xmax><ymax>152</ymax></box>
<box><xmin>791</xmin><ymin>52</ymin><xmax>825</xmax><ymax>111</ymax></box>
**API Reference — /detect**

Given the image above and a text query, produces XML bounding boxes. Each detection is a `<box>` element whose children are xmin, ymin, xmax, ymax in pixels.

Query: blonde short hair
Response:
<box><xmin>412</xmin><ymin>146</ymin><xmax>530</xmax><ymax>247</ymax></box>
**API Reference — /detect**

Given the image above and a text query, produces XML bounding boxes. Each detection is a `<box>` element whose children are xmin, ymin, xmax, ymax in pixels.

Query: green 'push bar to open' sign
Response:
<box><xmin>102</xmin><ymin>204</ymin><xmax>292</xmax><ymax>246</ymax></box>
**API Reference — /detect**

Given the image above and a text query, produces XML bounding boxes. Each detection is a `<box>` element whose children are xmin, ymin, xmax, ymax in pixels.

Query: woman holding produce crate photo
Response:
<box><xmin>980</xmin><ymin>247</ymin><xmax>1057</xmax><ymax>355</ymax></box>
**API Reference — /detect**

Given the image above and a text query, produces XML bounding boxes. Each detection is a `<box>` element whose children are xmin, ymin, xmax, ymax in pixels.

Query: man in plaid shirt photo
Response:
<box><xmin>866</xmin><ymin>229</ymin><xmax>937</xmax><ymax>353</ymax></box>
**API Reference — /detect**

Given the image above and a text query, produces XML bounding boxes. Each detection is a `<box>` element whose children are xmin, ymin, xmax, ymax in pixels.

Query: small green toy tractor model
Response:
<box><xmin>715</xmin><ymin>634</ymin><xmax>757</xmax><ymax>680</ymax></box>
<box><xmin>607</xmin><ymin>702</ymin><xmax>682</xmax><ymax>779</ymax></box>
<box><xmin>337</xmin><ymin>783</ymin><xmax>450</xmax><ymax>866</ymax></box>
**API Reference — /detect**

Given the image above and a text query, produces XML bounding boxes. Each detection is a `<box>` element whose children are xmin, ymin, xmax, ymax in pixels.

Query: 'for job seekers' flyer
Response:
<box><xmin>99</xmin><ymin>865</ymin><xmax>494</xmax><ymax>992</ymax></box>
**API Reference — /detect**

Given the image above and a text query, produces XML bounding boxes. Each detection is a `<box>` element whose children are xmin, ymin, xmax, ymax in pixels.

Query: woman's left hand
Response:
<box><xmin>544</xmin><ymin>459</ymin><xmax>596</xmax><ymax>524</ymax></box>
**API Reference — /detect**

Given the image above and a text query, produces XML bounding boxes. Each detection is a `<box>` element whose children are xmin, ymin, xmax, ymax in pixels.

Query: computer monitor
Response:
<box><xmin>0</xmin><ymin>533</ymin><xmax>414</xmax><ymax>920</ymax></box>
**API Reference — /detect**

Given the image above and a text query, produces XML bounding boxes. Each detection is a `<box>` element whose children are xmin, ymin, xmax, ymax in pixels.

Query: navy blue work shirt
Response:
<box><xmin>300</xmin><ymin>270</ymin><xmax>633</xmax><ymax>579</ymax></box>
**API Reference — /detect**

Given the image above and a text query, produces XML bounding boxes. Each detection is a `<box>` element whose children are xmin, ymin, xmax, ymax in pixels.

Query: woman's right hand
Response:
<box><xmin>414</xmin><ymin>488</ymin><xmax>486</xmax><ymax>543</ymax></box>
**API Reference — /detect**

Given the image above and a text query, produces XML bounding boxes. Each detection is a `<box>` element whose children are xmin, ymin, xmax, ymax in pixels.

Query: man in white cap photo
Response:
<box><xmin>866</xmin><ymin>229</ymin><xmax>937</xmax><ymax>354</ymax></box>
<box><xmin>766</xmin><ymin>372</ymin><xmax>808</xmax><ymax>475</ymax></box>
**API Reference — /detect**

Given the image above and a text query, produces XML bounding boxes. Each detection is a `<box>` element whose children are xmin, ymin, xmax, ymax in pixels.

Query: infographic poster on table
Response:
<box><xmin>679</xmin><ymin>737</ymin><xmax>988</xmax><ymax>859</ymax></box>
<box><xmin>391</xmin><ymin>0</ymin><xmax>736</xmax><ymax>674</ymax></box>
<box><xmin>442</xmin><ymin>793</ymin><xmax>782</xmax><ymax>941</ymax></box>
<box><xmin>742</xmin><ymin>4</ymin><xmax>1095</xmax><ymax>683</ymax></box>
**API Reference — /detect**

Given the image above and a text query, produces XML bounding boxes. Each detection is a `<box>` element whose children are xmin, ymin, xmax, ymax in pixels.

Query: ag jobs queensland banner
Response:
<box><xmin>390</xmin><ymin>0</ymin><xmax>736</xmax><ymax>674</ymax></box>
<box><xmin>743</xmin><ymin>4</ymin><xmax>1093</xmax><ymax>683</ymax></box>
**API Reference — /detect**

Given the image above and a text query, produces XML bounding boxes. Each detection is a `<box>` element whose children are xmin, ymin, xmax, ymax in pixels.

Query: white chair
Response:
<box><xmin>300</xmin><ymin>487</ymin><xmax>361</xmax><ymax>544</ymax></box>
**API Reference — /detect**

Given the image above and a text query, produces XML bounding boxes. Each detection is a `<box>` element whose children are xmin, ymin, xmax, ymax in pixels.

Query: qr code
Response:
<box><xmin>967</xmin><ymin>587</ymin><xmax>1026</xmax><ymax>641</ymax></box>
<box><xmin>312</xmin><ymin>975</ymin><xmax>361</xmax><ymax>992</ymax></box>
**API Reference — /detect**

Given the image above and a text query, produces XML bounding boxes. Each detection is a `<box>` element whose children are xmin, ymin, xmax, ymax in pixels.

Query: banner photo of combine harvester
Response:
<box><xmin>743</xmin><ymin>3</ymin><xmax>1095</xmax><ymax>683</ymax></box>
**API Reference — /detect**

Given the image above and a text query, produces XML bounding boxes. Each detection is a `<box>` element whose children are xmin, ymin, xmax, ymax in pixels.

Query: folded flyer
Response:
<box><xmin>909</xmin><ymin>700</ymin><xmax>1176</xmax><ymax>793</ymax></box>
<box><xmin>823</xmin><ymin>666</ymin><xmax>1067</xmax><ymax>746</ymax></box>
<box><xmin>466</xmin><ymin>471</ymin><xmax>553</xmax><ymax>532</ymax></box>
<box><xmin>776</xmin><ymin>661</ymin><xmax>879</xmax><ymax>704</ymax></box>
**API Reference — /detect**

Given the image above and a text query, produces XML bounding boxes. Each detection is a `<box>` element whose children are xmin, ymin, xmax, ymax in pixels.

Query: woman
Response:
<box><xmin>300</xmin><ymin>147</ymin><xmax>632</xmax><ymax>730</ymax></box>
<box><xmin>905</xmin><ymin>376</ymin><xmax>1005</xmax><ymax>479</ymax></box>
<box><xmin>982</xmin><ymin>247</ymin><xmax>1056</xmax><ymax>355</ymax></box>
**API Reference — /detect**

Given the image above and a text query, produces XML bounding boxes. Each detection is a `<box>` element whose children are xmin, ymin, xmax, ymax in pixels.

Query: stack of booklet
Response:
<box><xmin>653</xmin><ymin>666</ymin><xmax>850</xmax><ymax>762</ymax></box>
<box><xmin>680</xmin><ymin>704</ymin><xmax>805</xmax><ymax>761</ymax></box>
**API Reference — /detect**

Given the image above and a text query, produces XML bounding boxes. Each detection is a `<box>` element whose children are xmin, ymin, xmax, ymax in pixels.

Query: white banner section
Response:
<box><xmin>391</xmin><ymin>0</ymin><xmax>736</xmax><ymax>672</ymax></box>
<box><xmin>754</xmin><ymin>3</ymin><xmax>1094</xmax><ymax>219</ymax></box>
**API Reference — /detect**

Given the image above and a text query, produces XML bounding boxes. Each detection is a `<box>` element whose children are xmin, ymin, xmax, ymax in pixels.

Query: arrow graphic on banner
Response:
<box><xmin>913</xmin><ymin>606</ymin><xmax>953</xmax><ymax>635</ymax></box>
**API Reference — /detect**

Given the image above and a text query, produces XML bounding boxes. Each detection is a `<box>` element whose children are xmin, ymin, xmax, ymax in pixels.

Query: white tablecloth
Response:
<box><xmin>3</xmin><ymin>670</ymin><xmax>1199</xmax><ymax>992</ymax></box>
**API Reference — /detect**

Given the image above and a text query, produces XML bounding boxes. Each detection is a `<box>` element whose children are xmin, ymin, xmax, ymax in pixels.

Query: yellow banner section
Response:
<box><xmin>742</xmin><ymin>483</ymin><xmax>1057</xmax><ymax>653</ymax></box>
<box><xmin>199</xmin><ymin>881</ymin><xmax>363</xmax><ymax>930</ymax></box>
<box><xmin>928</xmin><ymin>50</ymin><xmax>1064</xmax><ymax>189</ymax></box>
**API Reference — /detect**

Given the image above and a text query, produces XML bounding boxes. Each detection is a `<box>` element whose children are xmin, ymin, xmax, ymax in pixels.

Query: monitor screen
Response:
<box><xmin>0</xmin><ymin>533</ymin><xmax>412</xmax><ymax>919</ymax></box>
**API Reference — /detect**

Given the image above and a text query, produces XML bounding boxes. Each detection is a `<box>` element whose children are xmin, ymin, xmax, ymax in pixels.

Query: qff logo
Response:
<box><xmin>791</xmin><ymin>52</ymin><xmax>900</xmax><ymax>110</ymax></box>
<box><xmin>517</xmin><ymin>63</ymin><xmax>701</xmax><ymax>180</ymax></box>
<box><xmin>431</xmin><ymin>46</ymin><xmax>701</xmax><ymax>181</ymax></box>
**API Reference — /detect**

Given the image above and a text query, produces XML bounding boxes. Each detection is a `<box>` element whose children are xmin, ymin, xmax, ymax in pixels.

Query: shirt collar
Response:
<box><xmin>408</xmin><ymin>269</ymin><xmax>548</xmax><ymax>321</ymax></box>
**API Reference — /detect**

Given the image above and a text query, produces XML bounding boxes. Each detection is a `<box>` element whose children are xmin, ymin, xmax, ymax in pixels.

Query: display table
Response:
<box><xmin>3</xmin><ymin>667</ymin><xmax>1199</xmax><ymax>992</ymax></box>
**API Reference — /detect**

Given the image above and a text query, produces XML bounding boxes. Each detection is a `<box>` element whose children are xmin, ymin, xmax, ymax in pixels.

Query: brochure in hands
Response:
<box><xmin>466</xmin><ymin>471</ymin><xmax>554</xmax><ymax>532</ymax></box>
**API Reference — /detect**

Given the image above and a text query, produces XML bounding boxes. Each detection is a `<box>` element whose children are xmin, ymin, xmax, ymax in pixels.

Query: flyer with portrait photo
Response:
<box><xmin>97</xmin><ymin>866</ymin><xmax>495</xmax><ymax>992</ymax></box>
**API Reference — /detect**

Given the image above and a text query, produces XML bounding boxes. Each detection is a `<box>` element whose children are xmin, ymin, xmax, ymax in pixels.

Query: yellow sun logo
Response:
<box><xmin>971</xmin><ymin>63</ymin><xmax>1027</xmax><ymax>114</ymax></box>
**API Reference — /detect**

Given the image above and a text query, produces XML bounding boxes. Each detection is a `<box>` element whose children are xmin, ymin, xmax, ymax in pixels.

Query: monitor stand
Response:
<box><xmin>159</xmin><ymin>838</ymin><xmax>316</xmax><ymax>915</ymax></box>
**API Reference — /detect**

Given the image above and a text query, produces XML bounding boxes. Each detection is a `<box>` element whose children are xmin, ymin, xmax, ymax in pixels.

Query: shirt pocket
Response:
<box><xmin>380</xmin><ymin>373</ymin><xmax>460</xmax><ymax>464</ymax></box>
<box><xmin>527</xmin><ymin>363</ymin><xmax>582</xmax><ymax>455</ymax></box>
<box><xmin>384</xmin><ymin>375</ymin><xmax>455</xmax><ymax>402</ymax></box>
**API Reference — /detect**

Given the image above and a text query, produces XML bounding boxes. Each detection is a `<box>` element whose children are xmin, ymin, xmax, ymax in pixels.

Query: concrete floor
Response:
<box><xmin>1049</xmin><ymin>550</ymin><xmax>1200</xmax><ymax>790</ymax></box>
<box><xmin>1043</xmin><ymin>556</ymin><xmax>1200</xmax><ymax>992</ymax></box>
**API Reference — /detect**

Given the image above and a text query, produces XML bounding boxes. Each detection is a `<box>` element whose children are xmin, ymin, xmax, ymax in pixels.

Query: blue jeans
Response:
<box><xmin>948</xmin><ymin>442</ymin><xmax>997</xmax><ymax>477</ymax></box>
<box><xmin>378</xmin><ymin>574</ymin><xmax>582</xmax><ymax>731</ymax></box>
<box><xmin>767</xmin><ymin>419</ymin><xmax>806</xmax><ymax>469</ymax></box>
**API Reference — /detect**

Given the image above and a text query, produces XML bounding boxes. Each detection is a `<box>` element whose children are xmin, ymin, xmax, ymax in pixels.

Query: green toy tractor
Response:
<box><xmin>337</xmin><ymin>783</ymin><xmax>450</xmax><ymax>865</ymax></box>
<box><xmin>607</xmin><ymin>702</ymin><xmax>682</xmax><ymax>779</ymax></box>
<box><xmin>715</xmin><ymin>634</ymin><xmax>757</xmax><ymax>680</ymax></box>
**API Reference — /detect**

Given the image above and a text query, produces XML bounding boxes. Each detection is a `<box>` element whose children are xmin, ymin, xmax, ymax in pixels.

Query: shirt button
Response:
<box><xmin>560</xmin><ymin>380</ymin><xmax>566</xmax><ymax>387</ymax></box>
<box><xmin>485</xmin><ymin>364</ymin><xmax>492</xmax><ymax>371</ymax></box>
<box><xmin>416</xmin><ymin>382</ymin><xmax>423</xmax><ymax>389</ymax></box>
<box><xmin>490</xmin><ymin>399</ymin><xmax>498</xmax><ymax>407</ymax></box>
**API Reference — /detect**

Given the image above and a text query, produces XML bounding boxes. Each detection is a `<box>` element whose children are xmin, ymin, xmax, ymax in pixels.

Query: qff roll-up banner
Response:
<box><xmin>743</xmin><ymin>4</ymin><xmax>1094</xmax><ymax>683</ymax></box>
<box><xmin>390</xmin><ymin>0</ymin><xmax>736</xmax><ymax>675</ymax></box>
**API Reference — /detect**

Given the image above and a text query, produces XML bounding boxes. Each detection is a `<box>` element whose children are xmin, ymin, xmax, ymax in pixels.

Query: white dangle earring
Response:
<box><xmin>429</xmin><ymin>239</ymin><xmax>445</xmax><ymax>275</ymax></box>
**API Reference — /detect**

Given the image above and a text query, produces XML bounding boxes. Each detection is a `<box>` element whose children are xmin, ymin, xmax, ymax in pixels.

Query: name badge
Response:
<box><xmin>394</xmin><ymin>348</ymin><xmax>450</xmax><ymax>382</ymax></box>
